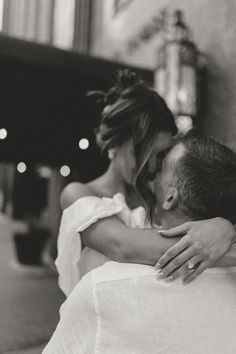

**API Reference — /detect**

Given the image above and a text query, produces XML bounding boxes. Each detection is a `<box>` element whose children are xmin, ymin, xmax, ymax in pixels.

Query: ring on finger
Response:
<box><xmin>187</xmin><ymin>259</ymin><xmax>195</xmax><ymax>270</ymax></box>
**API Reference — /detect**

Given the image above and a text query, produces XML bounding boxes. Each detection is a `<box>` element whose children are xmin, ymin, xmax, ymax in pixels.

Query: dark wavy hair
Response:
<box><xmin>176</xmin><ymin>129</ymin><xmax>236</xmax><ymax>223</ymax></box>
<box><xmin>88</xmin><ymin>69</ymin><xmax>177</xmax><ymax>222</ymax></box>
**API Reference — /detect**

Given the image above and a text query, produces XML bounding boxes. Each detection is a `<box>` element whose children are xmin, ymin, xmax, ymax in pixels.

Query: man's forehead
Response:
<box><xmin>164</xmin><ymin>143</ymin><xmax>186</xmax><ymax>169</ymax></box>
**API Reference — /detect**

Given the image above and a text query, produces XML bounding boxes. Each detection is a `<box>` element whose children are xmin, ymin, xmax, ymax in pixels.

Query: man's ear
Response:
<box><xmin>162</xmin><ymin>188</ymin><xmax>178</xmax><ymax>211</ymax></box>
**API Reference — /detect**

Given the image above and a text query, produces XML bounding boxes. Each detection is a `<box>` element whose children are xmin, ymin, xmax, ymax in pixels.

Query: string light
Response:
<box><xmin>78</xmin><ymin>138</ymin><xmax>89</xmax><ymax>150</ymax></box>
<box><xmin>60</xmin><ymin>165</ymin><xmax>70</xmax><ymax>177</ymax></box>
<box><xmin>17</xmin><ymin>162</ymin><xmax>27</xmax><ymax>173</ymax></box>
<box><xmin>0</xmin><ymin>128</ymin><xmax>7</xmax><ymax>140</ymax></box>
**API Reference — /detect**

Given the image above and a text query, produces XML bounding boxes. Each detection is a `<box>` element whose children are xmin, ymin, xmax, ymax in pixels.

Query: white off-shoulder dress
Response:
<box><xmin>56</xmin><ymin>193</ymin><xmax>147</xmax><ymax>297</ymax></box>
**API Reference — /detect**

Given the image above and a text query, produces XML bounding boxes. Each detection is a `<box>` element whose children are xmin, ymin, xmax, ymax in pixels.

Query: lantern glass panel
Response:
<box><xmin>178</xmin><ymin>65</ymin><xmax>197</xmax><ymax>116</ymax></box>
<box><xmin>166</xmin><ymin>42</ymin><xmax>180</xmax><ymax>114</ymax></box>
<box><xmin>155</xmin><ymin>68</ymin><xmax>166</xmax><ymax>97</ymax></box>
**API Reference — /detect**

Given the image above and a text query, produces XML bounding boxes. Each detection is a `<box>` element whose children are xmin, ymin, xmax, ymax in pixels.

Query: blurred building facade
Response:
<box><xmin>1</xmin><ymin>0</ymin><xmax>93</xmax><ymax>51</ymax></box>
<box><xmin>89</xmin><ymin>0</ymin><xmax>236</xmax><ymax>150</ymax></box>
<box><xmin>0</xmin><ymin>0</ymin><xmax>94</xmax><ymax>248</ymax></box>
<box><xmin>1</xmin><ymin>0</ymin><xmax>236</xmax><ymax>151</ymax></box>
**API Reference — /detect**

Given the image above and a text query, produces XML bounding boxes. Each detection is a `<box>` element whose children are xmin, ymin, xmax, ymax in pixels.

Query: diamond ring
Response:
<box><xmin>187</xmin><ymin>259</ymin><xmax>195</xmax><ymax>270</ymax></box>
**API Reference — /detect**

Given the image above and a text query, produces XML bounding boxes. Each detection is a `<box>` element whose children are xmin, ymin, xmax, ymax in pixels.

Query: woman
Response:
<box><xmin>57</xmin><ymin>70</ymin><xmax>236</xmax><ymax>296</ymax></box>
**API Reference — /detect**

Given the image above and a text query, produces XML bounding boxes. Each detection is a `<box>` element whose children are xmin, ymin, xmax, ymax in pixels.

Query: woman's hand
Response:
<box><xmin>156</xmin><ymin>218</ymin><xmax>236</xmax><ymax>283</ymax></box>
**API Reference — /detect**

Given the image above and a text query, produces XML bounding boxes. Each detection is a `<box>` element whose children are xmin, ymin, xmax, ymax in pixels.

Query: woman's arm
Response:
<box><xmin>81</xmin><ymin>216</ymin><xmax>181</xmax><ymax>265</ymax></box>
<box><xmin>61</xmin><ymin>184</ymin><xmax>236</xmax><ymax>281</ymax></box>
<box><xmin>60</xmin><ymin>183</ymin><xmax>181</xmax><ymax>265</ymax></box>
<box><xmin>60</xmin><ymin>183</ymin><xmax>179</xmax><ymax>264</ymax></box>
<box><xmin>83</xmin><ymin>218</ymin><xmax>236</xmax><ymax>272</ymax></box>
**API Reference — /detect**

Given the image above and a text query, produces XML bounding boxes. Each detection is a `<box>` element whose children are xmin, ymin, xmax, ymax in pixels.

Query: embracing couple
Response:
<box><xmin>44</xmin><ymin>70</ymin><xmax>236</xmax><ymax>353</ymax></box>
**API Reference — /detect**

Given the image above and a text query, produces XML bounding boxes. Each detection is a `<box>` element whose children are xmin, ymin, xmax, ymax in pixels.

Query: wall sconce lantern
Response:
<box><xmin>155</xmin><ymin>10</ymin><xmax>199</xmax><ymax>133</ymax></box>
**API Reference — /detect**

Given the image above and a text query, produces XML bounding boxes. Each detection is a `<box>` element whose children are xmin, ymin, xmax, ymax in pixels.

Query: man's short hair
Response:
<box><xmin>175</xmin><ymin>129</ymin><xmax>236</xmax><ymax>223</ymax></box>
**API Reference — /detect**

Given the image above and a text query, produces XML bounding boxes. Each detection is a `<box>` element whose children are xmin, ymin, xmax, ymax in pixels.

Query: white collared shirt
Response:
<box><xmin>47</xmin><ymin>193</ymin><xmax>236</xmax><ymax>353</ymax></box>
<box><xmin>44</xmin><ymin>261</ymin><xmax>236</xmax><ymax>354</ymax></box>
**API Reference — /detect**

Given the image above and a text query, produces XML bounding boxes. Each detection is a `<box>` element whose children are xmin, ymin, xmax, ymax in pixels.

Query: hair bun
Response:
<box><xmin>86</xmin><ymin>69</ymin><xmax>145</xmax><ymax>109</ymax></box>
<box><xmin>86</xmin><ymin>90</ymin><xmax>107</xmax><ymax>105</ymax></box>
<box><xmin>115</xmin><ymin>69</ymin><xmax>143</xmax><ymax>91</ymax></box>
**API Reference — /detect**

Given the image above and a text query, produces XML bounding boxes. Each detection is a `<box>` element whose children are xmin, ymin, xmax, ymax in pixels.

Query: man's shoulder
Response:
<box><xmin>92</xmin><ymin>261</ymin><xmax>156</xmax><ymax>284</ymax></box>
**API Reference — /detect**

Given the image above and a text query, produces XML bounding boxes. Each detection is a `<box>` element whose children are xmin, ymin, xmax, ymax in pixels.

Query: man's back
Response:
<box><xmin>44</xmin><ymin>261</ymin><xmax>236</xmax><ymax>354</ymax></box>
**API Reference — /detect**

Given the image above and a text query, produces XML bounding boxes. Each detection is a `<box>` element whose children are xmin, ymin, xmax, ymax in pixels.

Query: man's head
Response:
<box><xmin>153</xmin><ymin>129</ymin><xmax>236</xmax><ymax>229</ymax></box>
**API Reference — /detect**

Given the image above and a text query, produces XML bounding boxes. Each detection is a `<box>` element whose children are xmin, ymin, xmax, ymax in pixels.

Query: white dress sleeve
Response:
<box><xmin>55</xmin><ymin>195</ymin><xmax>124</xmax><ymax>297</ymax></box>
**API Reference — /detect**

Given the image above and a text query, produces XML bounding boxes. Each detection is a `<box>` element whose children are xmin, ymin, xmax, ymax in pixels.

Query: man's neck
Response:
<box><xmin>161</xmin><ymin>211</ymin><xmax>193</xmax><ymax>230</ymax></box>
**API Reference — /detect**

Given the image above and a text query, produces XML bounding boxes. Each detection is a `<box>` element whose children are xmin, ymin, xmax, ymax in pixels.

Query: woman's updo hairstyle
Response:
<box><xmin>88</xmin><ymin>69</ymin><xmax>177</xmax><ymax>222</ymax></box>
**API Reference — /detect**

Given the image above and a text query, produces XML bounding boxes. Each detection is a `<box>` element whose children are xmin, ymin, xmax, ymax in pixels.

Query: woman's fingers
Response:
<box><xmin>181</xmin><ymin>255</ymin><xmax>203</xmax><ymax>281</ymax></box>
<box><xmin>156</xmin><ymin>248</ymin><xmax>198</xmax><ymax>279</ymax></box>
<box><xmin>155</xmin><ymin>237</ymin><xmax>190</xmax><ymax>269</ymax></box>
<box><xmin>158</xmin><ymin>222</ymin><xmax>191</xmax><ymax>237</ymax></box>
<box><xmin>184</xmin><ymin>261</ymin><xmax>210</xmax><ymax>283</ymax></box>
<box><xmin>164</xmin><ymin>255</ymin><xmax>203</xmax><ymax>281</ymax></box>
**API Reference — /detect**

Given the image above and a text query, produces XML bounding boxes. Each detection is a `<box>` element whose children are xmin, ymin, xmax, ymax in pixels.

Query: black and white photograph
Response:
<box><xmin>0</xmin><ymin>1</ymin><xmax>236</xmax><ymax>353</ymax></box>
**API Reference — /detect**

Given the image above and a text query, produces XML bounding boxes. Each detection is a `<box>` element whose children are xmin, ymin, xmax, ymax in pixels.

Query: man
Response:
<box><xmin>43</xmin><ymin>130</ymin><xmax>236</xmax><ymax>353</ymax></box>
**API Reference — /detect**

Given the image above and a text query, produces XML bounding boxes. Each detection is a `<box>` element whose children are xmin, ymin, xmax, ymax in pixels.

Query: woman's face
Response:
<box><xmin>114</xmin><ymin>132</ymin><xmax>173</xmax><ymax>186</ymax></box>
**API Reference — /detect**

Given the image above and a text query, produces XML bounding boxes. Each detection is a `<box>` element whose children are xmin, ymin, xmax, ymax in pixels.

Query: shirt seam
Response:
<box><xmin>93</xmin><ymin>266</ymin><xmax>236</xmax><ymax>286</ymax></box>
<box><xmin>95</xmin><ymin>273</ymin><xmax>156</xmax><ymax>285</ymax></box>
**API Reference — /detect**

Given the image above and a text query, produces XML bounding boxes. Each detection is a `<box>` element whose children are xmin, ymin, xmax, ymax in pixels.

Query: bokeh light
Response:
<box><xmin>60</xmin><ymin>165</ymin><xmax>70</xmax><ymax>177</ymax></box>
<box><xmin>78</xmin><ymin>138</ymin><xmax>89</xmax><ymax>150</ymax></box>
<box><xmin>0</xmin><ymin>128</ymin><xmax>7</xmax><ymax>140</ymax></box>
<box><xmin>17</xmin><ymin>162</ymin><xmax>27</xmax><ymax>173</ymax></box>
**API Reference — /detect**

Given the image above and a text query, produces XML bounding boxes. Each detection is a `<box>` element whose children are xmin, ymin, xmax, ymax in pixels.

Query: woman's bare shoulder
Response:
<box><xmin>60</xmin><ymin>182</ymin><xmax>97</xmax><ymax>210</ymax></box>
